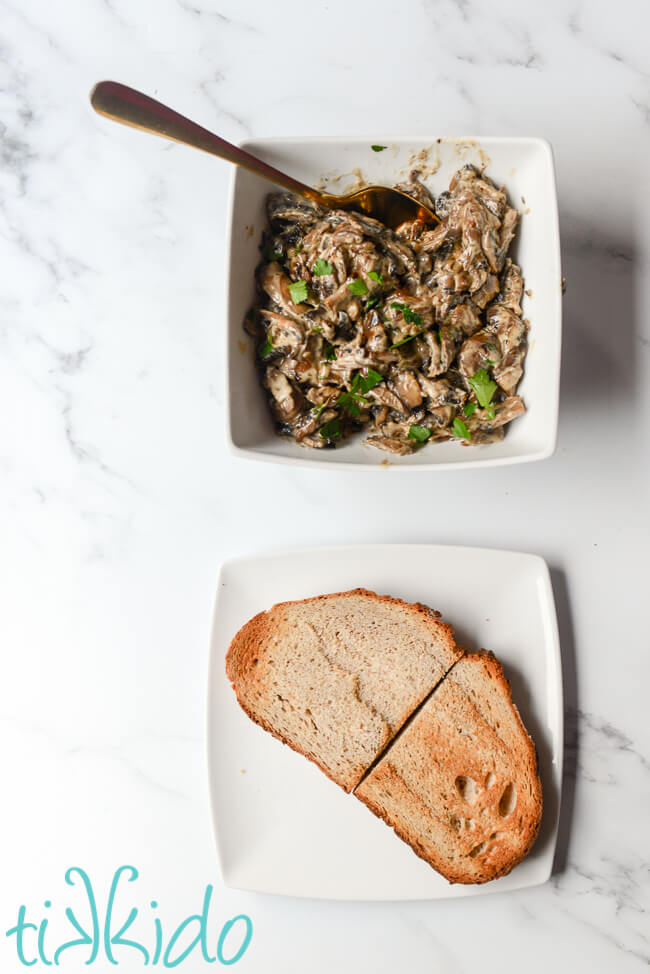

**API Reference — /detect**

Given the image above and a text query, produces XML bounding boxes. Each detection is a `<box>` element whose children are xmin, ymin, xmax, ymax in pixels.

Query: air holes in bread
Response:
<box><xmin>468</xmin><ymin>841</ymin><xmax>486</xmax><ymax>858</ymax></box>
<box><xmin>499</xmin><ymin>782</ymin><xmax>517</xmax><ymax>817</ymax></box>
<box><xmin>450</xmin><ymin>815</ymin><xmax>475</xmax><ymax>833</ymax></box>
<box><xmin>485</xmin><ymin>772</ymin><xmax>496</xmax><ymax>788</ymax></box>
<box><xmin>455</xmin><ymin>776</ymin><xmax>478</xmax><ymax>804</ymax></box>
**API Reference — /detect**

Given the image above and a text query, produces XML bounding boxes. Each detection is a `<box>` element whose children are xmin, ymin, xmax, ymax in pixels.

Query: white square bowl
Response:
<box><xmin>225</xmin><ymin>136</ymin><xmax>561</xmax><ymax>470</ymax></box>
<box><xmin>207</xmin><ymin>544</ymin><xmax>563</xmax><ymax>900</ymax></box>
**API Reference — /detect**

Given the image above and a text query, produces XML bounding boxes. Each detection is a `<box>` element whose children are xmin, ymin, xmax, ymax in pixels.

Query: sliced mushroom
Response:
<box><xmin>417</xmin><ymin>375</ymin><xmax>467</xmax><ymax>408</ymax></box>
<box><xmin>466</xmin><ymin>396</ymin><xmax>525</xmax><ymax>433</ymax></box>
<box><xmin>366</xmin><ymin>435</ymin><xmax>415</xmax><ymax>456</ymax></box>
<box><xmin>259</xmin><ymin>310</ymin><xmax>305</xmax><ymax>350</ymax></box>
<box><xmin>458</xmin><ymin>329</ymin><xmax>503</xmax><ymax>383</ymax></box>
<box><xmin>264</xmin><ymin>366</ymin><xmax>303</xmax><ymax>421</ymax></box>
<box><xmin>253</xmin><ymin>167</ymin><xmax>527</xmax><ymax>452</ymax></box>
<box><xmin>368</xmin><ymin>384</ymin><xmax>408</xmax><ymax>416</ymax></box>
<box><xmin>392</xmin><ymin>371</ymin><xmax>423</xmax><ymax>409</ymax></box>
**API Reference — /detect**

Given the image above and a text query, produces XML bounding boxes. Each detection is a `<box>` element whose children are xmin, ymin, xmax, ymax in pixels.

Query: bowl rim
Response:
<box><xmin>224</xmin><ymin>135</ymin><xmax>561</xmax><ymax>472</ymax></box>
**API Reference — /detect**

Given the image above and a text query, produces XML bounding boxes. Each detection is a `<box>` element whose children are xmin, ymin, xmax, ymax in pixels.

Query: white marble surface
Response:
<box><xmin>1</xmin><ymin>0</ymin><xmax>649</xmax><ymax>970</ymax></box>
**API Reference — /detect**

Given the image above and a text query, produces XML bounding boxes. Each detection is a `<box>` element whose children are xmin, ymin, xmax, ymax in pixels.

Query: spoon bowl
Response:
<box><xmin>90</xmin><ymin>81</ymin><xmax>439</xmax><ymax>229</ymax></box>
<box><xmin>318</xmin><ymin>184</ymin><xmax>437</xmax><ymax>227</ymax></box>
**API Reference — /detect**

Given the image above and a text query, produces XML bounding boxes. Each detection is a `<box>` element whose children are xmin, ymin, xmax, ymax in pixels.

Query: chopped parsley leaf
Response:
<box><xmin>347</xmin><ymin>278</ymin><xmax>369</xmax><ymax>296</ymax></box>
<box><xmin>337</xmin><ymin>393</ymin><xmax>363</xmax><ymax>417</ymax></box>
<box><xmin>365</xmin><ymin>295</ymin><xmax>382</xmax><ymax>311</ymax></box>
<box><xmin>404</xmin><ymin>308</ymin><xmax>422</xmax><ymax>325</ymax></box>
<box><xmin>391</xmin><ymin>330</ymin><xmax>425</xmax><ymax>349</ymax></box>
<box><xmin>368</xmin><ymin>271</ymin><xmax>384</xmax><ymax>284</ymax></box>
<box><xmin>452</xmin><ymin>417</ymin><xmax>471</xmax><ymax>442</ymax></box>
<box><xmin>288</xmin><ymin>280</ymin><xmax>309</xmax><ymax>304</ymax></box>
<box><xmin>356</xmin><ymin>368</ymin><xmax>384</xmax><ymax>394</ymax></box>
<box><xmin>338</xmin><ymin>377</ymin><xmax>369</xmax><ymax>416</ymax></box>
<box><xmin>293</xmin><ymin>243</ymin><xmax>303</xmax><ymax>254</ymax></box>
<box><xmin>371</xmin><ymin>145</ymin><xmax>388</xmax><ymax>152</ymax></box>
<box><xmin>486</xmin><ymin>404</ymin><xmax>496</xmax><ymax>420</ymax></box>
<box><xmin>463</xmin><ymin>402</ymin><xmax>477</xmax><ymax>417</ymax></box>
<box><xmin>312</xmin><ymin>258</ymin><xmax>334</xmax><ymax>276</ymax></box>
<box><xmin>468</xmin><ymin>368</ymin><xmax>498</xmax><ymax>410</ymax></box>
<box><xmin>311</xmin><ymin>325</ymin><xmax>322</xmax><ymax>334</ymax></box>
<box><xmin>324</xmin><ymin>342</ymin><xmax>336</xmax><ymax>361</ymax></box>
<box><xmin>260</xmin><ymin>335</ymin><xmax>273</xmax><ymax>357</ymax></box>
<box><xmin>313</xmin><ymin>403</ymin><xmax>326</xmax><ymax>418</ymax></box>
<box><xmin>487</xmin><ymin>342</ymin><xmax>497</xmax><ymax>351</ymax></box>
<box><xmin>319</xmin><ymin>417</ymin><xmax>340</xmax><ymax>439</ymax></box>
<box><xmin>391</xmin><ymin>302</ymin><xmax>422</xmax><ymax>326</ymax></box>
<box><xmin>335</xmin><ymin>371</ymin><xmax>385</xmax><ymax>416</ymax></box>
<box><xmin>408</xmin><ymin>424</ymin><xmax>431</xmax><ymax>443</ymax></box>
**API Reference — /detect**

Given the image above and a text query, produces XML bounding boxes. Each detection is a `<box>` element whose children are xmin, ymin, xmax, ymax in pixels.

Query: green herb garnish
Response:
<box><xmin>408</xmin><ymin>425</ymin><xmax>431</xmax><ymax>443</ymax></box>
<box><xmin>288</xmin><ymin>280</ymin><xmax>309</xmax><ymax>304</ymax></box>
<box><xmin>337</xmin><ymin>393</ymin><xmax>364</xmax><ymax>417</ymax></box>
<box><xmin>337</xmin><ymin>376</ymin><xmax>368</xmax><ymax>416</ymax></box>
<box><xmin>335</xmin><ymin>370</ymin><xmax>384</xmax><ymax>416</ymax></box>
<box><xmin>371</xmin><ymin>145</ymin><xmax>388</xmax><ymax>152</ymax></box>
<box><xmin>452</xmin><ymin>417</ymin><xmax>471</xmax><ymax>442</ymax></box>
<box><xmin>365</xmin><ymin>295</ymin><xmax>382</xmax><ymax>311</ymax></box>
<box><xmin>312</xmin><ymin>258</ymin><xmax>334</xmax><ymax>276</ymax></box>
<box><xmin>391</xmin><ymin>302</ymin><xmax>422</xmax><ymax>326</ymax></box>
<box><xmin>391</xmin><ymin>330</ymin><xmax>425</xmax><ymax>349</ymax></box>
<box><xmin>463</xmin><ymin>402</ymin><xmax>477</xmax><ymax>417</ymax></box>
<box><xmin>356</xmin><ymin>368</ymin><xmax>384</xmax><ymax>394</ymax></box>
<box><xmin>324</xmin><ymin>342</ymin><xmax>336</xmax><ymax>361</ymax></box>
<box><xmin>486</xmin><ymin>405</ymin><xmax>496</xmax><ymax>420</ymax></box>
<box><xmin>319</xmin><ymin>417</ymin><xmax>340</xmax><ymax>439</ymax></box>
<box><xmin>347</xmin><ymin>278</ymin><xmax>369</xmax><ymax>296</ymax></box>
<box><xmin>487</xmin><ymin>343</ymin><xmax>497</xmax><ymax>351</ymax></box>
<box><xmin>260</xmin><ymin>335</ymin><xmax>274</xmax><ymax>357</ymax></box>
<box><xmin>368</xmin><ymin>271</ymin><xmax>384</xmax><ymax>284</ymax></box>
<box><xmin>293</xmin><ymin>243</ymin><xmax>303</xmax><ymax>254</ymax></box>
<box><xmin>265</xmin><ymin>246</ymin><xmax>283</xmax><ymax>262</ymax></box>
<box><xmin>468</xmin><ymin>368</ymin><xmax>498</xmax><ymax>410</ymax></box>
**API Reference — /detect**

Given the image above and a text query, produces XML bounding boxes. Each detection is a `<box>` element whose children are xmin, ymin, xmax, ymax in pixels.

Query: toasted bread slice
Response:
<box><xmin>355</xmin><ymin>652</ymin><xmax>542</xmax><ymax>883</ymax></box>
<box><xmin>226</xmin><ymin>589</ymin><xmax>461</xmax><ymax>792</ymax></box>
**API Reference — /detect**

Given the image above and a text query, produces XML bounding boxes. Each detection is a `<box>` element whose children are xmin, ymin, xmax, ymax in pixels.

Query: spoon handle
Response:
<box><xmin>90</xmin><ymin>81</ymin><xmax>322</xmax><ymax>203</ymax></box>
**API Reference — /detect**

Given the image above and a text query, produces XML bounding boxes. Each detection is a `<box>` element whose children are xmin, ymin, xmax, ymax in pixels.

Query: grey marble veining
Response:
<box><xmin>1</xmin><ymin>0</ymin><xmax>649</xmax><ymax>971</ymax></box>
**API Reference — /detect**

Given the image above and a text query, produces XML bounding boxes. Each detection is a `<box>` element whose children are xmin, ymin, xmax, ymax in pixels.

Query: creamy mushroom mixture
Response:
<box><xmin>244</xmin><ymin>165</ymin><xmax>528</xmax><ymax>454</ymax></box>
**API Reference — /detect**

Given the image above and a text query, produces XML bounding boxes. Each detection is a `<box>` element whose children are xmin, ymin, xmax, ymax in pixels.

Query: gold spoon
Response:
<box><xmin>90</xmin><ymin>81</ymin><xmax>439</xmax><ymax>230</ymax></box>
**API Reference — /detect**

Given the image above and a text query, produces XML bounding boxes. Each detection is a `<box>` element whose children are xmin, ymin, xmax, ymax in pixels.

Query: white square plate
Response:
<box><xmin>225</xmin><ymin>137</ymin><xmax>561</xmax><ymax>469</ymax></box>
<box><xmin>207</xmin><ymin>545</ymin><xmax>563</xmax><ymax>900</ymax></box>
